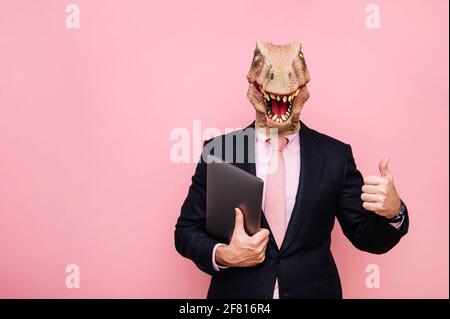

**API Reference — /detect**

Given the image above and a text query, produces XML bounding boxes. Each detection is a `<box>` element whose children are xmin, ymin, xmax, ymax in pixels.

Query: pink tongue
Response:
<box><xmin>271</xmin><ymin>99</ymin><xmax>288</xmax><ymax>116</ymax></box>
<box><xmin>280</xmin><ymin>102</ymin><xmax>287</xmax><ymax>115</ymax></box>
<box><xmin>271</xmin><ymin>99</ymin><xmax>280</xmax><ymax>115</ymax></box>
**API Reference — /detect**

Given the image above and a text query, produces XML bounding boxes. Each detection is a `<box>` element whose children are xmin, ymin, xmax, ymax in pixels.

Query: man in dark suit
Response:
<box><xmin>174</xmin><ymin>41</ymin><xmax>408</xmax><ymax>299</ymax></box>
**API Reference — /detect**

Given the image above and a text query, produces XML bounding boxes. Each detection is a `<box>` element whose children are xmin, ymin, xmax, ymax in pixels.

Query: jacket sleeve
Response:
<box><xmin>174</xmin><ymin>144</ymin><xmax>220</xmax><ymax>275</ymax></box>
<box><xmin>336</xmin><ymin>144</ymin><xmax>409</xmax><ymax>254</ymax></box>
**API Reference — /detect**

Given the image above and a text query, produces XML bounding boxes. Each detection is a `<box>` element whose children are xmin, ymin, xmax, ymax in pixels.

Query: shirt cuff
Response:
<box><xmin>212</xmin><ymin>243</ymin><xmax>229</xmax><ymax>271</ymax></box>
<box><xmin>389</xmin><ymin>214</ymin><xmax>405</xmax><ymax>229</ymax></box>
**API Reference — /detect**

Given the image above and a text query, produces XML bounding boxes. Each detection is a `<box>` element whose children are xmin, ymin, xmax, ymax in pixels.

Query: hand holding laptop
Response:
<box><xmin>215</xmin><ymin>208</ymin><xmax>270</xmax><ymax>268</ymax></box>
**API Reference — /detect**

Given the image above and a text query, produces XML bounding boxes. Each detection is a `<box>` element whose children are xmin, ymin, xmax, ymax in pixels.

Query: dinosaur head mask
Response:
<box><xmin>247</xmin><ymin>41</ymin><xmax>310</xmax><ymax>135</ymax></box>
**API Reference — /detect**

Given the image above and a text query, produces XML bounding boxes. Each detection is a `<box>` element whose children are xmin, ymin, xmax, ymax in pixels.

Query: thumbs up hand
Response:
<box><xmin>361</xmin><ymin>157</ymin><xmax>402</xmax><ymax>219</ymax></box>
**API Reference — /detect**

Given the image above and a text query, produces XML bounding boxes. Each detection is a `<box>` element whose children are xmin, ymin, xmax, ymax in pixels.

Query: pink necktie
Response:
<box><xmin>264</xmin><ymin>137</ymin><xmax>288</xmax><ymax>248</ymax></box>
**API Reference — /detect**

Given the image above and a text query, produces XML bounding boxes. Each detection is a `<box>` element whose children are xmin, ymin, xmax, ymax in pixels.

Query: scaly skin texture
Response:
<box><xmin>247</xmin><ymin>41</ymin><xmax>310</xmax><ymax>136</ymax></box>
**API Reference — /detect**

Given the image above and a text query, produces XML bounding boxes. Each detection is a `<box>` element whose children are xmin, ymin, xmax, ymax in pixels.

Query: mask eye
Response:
<box><xmin>298</xmin><ymin>51</ymin><xmax>304</xmax><ymax>59</ymax></box>
<box><xmin>253</xmin><ymin>54</ymin><xmax>261</xmax><ymax>62</ymax></box>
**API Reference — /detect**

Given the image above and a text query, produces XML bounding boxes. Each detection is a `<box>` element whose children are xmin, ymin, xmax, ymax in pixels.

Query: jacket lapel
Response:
<box><xmin>280</xmin><ymin>123</ymin><xmax>325</xmax><ymax>253</ymax></box>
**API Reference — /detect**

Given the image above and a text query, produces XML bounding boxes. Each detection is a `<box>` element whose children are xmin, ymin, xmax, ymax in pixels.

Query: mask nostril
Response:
<box><xmin>270</xmin><ymin>73</ymin><xmax>274</xmax><ymax>80</ymax></box>
<box><xmin>288</xmin><ymin>72</ymin><xmax>292</xmax><ymax>79</ymax></box>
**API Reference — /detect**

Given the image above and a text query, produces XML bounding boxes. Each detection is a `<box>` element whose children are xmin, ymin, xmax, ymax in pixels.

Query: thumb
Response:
<box><xmin>233</xmin><ymin>208</ymin><xmax>245</xmax><ymax>234</ymax></box>
<box><xmin>379</xmin><ymin>156</ymin><xmax>392</xmax><ymax>178</ymax></box>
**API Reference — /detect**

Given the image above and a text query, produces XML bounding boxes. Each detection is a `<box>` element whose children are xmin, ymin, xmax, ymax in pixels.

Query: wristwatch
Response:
<box><xmin>388</xmin><ymin>200</ymin><xmax>406</xmax><ymax>223</ymax></box>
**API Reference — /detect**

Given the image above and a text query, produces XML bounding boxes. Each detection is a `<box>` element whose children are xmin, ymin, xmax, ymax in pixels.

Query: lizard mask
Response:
<box><xmin>247</xmin><ymin>41</ymin><xmax>310</xmax><ymax>135</ymax></box>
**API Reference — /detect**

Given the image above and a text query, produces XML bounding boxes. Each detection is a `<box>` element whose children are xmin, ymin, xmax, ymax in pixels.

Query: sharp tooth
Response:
<box><xmin>272</xmin><ymin>114</ymin><xmax>278</xmax><ymax>120</ymax></box>
<box><xmin>277</xmin><ymin>118</ymin><xmax>282</xmax><ymax>123</ymax></box>
<box><xmin>288</xmin><ymin>96</ymin><xmax>292</xmax><ymax>102</ymax></box>
<box><xmin>286</xmin><ymin>111</ymin><xmax>290</xmax><ymax>116</ymax></box>
<box><xmin>282</xmin><ymin>115</ymin><xmax>287</xmax><ymax>121</ymax></box>
<box><xmin>283</xmin><ymin>96</ymin><xmax>287</xmax><ymax>103</ymax></box>
<box><xmin>294</xmin><ymin>89</ymin><xmax>299</xmax><ymax>97</ymax></box>
<box><xmin>276</xmin><ymin>96</ymin><xmax>280</xmax><ymax>101</ymax></box>
<box><xmin>270</xmin><ymin>94</ymin><xmax>276</xmax><ymax>99</ymax></box>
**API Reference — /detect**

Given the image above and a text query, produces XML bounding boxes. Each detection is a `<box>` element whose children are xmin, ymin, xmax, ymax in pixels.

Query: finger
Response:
<box><xmin>251</xmin><ymin>228</ymin><xmax>270</xmax><ymax>243</ymax></box>
<box><xmin>362</xmin><ymin>201</ymin><xmax>382</xmax><ymax>212</ymax></box>
<box><xmin>255</xmin><ymin>239</ymin><xmax>269</xmax><ymax>255</ymax></box>
<box><xmin>379</xmin><ymin>156</ymin><xmax>392</xmax><ymax>178</ymax></box>
<box><xmin>363</xmin><ymin>175</ymin><xmax>385</xmax><ymax>185</ymax></box>
<box><xmin>252</xmin><ymin>229</ymin><xmax>270</xmax><ymax>244</ymax></box>
<box><xmin>257</xmin><ymin>236</ymin><xmax>270</xmax><ymax>249</ymax></box>
<box><xmin>258</xmin><ymin>252</ymin><xmax>266</xmax><ymax>263</ymax></box>
<box><xmin>233</xmin><ymin>208</ymin><xmax>245</xmax><ymax>234</ymax></box>
<box><xmin>361</xmin><ymin>193</ymin><xmax>383</xmax><ymax>203</ymax></box>
<box><xmin>361</xmin><ymin>184</ymin><xmax>380</xmax><ymax>194</ymax></box>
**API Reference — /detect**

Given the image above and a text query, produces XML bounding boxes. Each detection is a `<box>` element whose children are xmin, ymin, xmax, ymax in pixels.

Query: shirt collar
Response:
<box><xmin>255</xmin><ymin>127</ymin><xmax>299</xmax><ymax>148</ymax></box>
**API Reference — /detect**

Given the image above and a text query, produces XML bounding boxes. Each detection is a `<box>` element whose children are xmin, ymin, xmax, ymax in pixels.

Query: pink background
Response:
<box><xmin>0</xmin><ymin>0</ymin><xmax>448</xmax><ymax>298</ymax></box>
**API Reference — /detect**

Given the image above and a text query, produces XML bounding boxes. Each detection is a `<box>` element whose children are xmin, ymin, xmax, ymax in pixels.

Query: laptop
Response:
<box><xmin>206</xmin><ymin>155</ymin><xmax>263</xmax><ymax>243</ymax></box>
